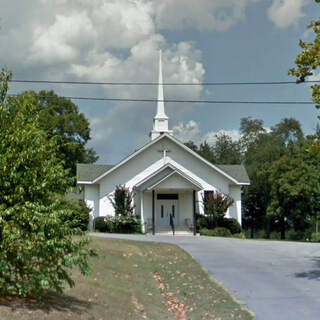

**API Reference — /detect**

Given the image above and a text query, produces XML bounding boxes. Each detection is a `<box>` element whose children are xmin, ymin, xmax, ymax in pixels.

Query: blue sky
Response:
<box><xmin>1</xmin><ymin>0</ymin><xmax>319</xmax><ymax>164</ymax></box>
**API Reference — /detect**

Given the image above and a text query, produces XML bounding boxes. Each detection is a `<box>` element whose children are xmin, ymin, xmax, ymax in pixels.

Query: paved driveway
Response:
<box><xmin>90</xmin><ymin>233</ymin><xmax>320</xmax><ymax>320</ymax></box>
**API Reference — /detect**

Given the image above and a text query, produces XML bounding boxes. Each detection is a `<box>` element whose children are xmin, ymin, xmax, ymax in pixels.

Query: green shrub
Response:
<box><xmin>233</xmin><ymin>233</ymin><xmax>246</xmax><ymax>239</ymax></box>
<box><xmin>219</xmin><ymin>218</ymin><xmax>242</xmax><ymax>234</ymax></box>
<box><xmin>109</xmin><ymin>185</ymin><xmax>135</xmax><ymax>216</ymax></box>
<box><xmin>202</xmin><ymin>191</ymin><xmax>234</xmax><ymax>228</ymax></box>
<box><xmin>199</xmin><ymin>228</ymin><xmax>212</xmax><ymax>236</ymax></box>
<box><xmin>94</xmin><ymin>216</ymin><xmax>141</xmax><ymax>234</ymax></box>
<box><xmin>94</xmin><ymin>217</ymin><xmax>108</xmax><ymax>232</ymax></box>
<box><xmin>311</xmin><ymin>232</ymin><xmax>320</xmax><ymax>242</ymax></box>
<box><xmin>59</xmin><ymin>199</ymin><xmax>90</xmax><ymax>231</ymax></box>
<box><xmin>286</xmin><ymin>229</ymin><xmax>306</xmax><ymax>241</ymax></box>
<box><xmin>212</xmin><ymin>227</ymin><xmax>232</xmax><ymax>237</ymax></box>
<box><xmin>0</xmin><ymin>77</ymin><xmax>92</xmax><ymax>298</ymax></box>
<box><xmin>269</xmin><ymin>231</ymin><xmax>281</xmax><ymax>240</ymax></box>
<box><xmin>196</xmin><ymin>215</ymin><xmax>209</xmax><ymax>230</ymax></box>
<box><xmin>200</xmin><ymin>227</ymin><xmax>232</xmax><ymax>238</ymax></box>
<box><xmin>254</xmin><ymin>229</ymin><xmax>267</xmax><ymax>239</ymax></box>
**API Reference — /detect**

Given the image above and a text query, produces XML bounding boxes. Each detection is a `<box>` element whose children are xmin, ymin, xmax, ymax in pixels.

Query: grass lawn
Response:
<box><xmin>0</xmin><ymin>238</ymin><xmax>254</xmax><ymax>320</ymax></box>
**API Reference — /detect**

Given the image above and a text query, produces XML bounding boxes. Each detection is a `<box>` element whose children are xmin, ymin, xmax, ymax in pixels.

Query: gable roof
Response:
<box><xmin>134</xmin><ymin>162</ymin><xmax>203</xmax><ymax>191</ymax></box>
<box><xmin>216</xmin><ymin>165</ymin><xmax>250</xmax><ymax>184</ymax></box>
<box><xmin>146</xmin><ymin>170</ymin><xmax>203</xmax><ymax>191</ymax></box>
<box><xmin>77</xmin><ymin>164</ymin><xmax>114</xmax><ymax>182</ymax></box>
<box><xmin>77</xmin><ymin>133</ymin><xmax>250</xmax><ymax>185</ymax></box>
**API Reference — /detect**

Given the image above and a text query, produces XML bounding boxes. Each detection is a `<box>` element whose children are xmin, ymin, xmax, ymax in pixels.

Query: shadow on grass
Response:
<box><xmin>0</xmin><ymin>291</ymin><xmax>94</xmax><ymax>314</ymax></box>
<box><xmin>295</xmin><ymin>257</ymin><xmax>320</xmax><ymax>280</ymax></box>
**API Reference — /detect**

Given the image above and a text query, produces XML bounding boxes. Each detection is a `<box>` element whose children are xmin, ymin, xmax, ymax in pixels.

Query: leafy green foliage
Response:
<box><xmin>219</xmin><ymin>218</ymin><xmax>242</xmax><ymax>234</ymax></box>
<box><xmin>0</xmin><ymin>71</ymin><xmax>93</xmax><ymax>297</ymax></box>
<box><xmin>232</xmin><ymin>233</ymin><xmax>246</xmax><ymax>239</ymax></box>
<box><xmin>241</xmin><ymin>117</ymin><xmax>305</xmax><ymax>238</ymax></box>
<box><xmin>286</xmin><ymin>229</ymin><xmax>306</xmax><ymax>241</ymax></box>
<box><xmin>184</xmin><ymin>134</ymin><xmax>242</xmax><ymax>165</ymax></box>
<box><xmin>311</xmin><ymin>232</ymin><xmax>320</xmax><ymax>242</ymax></box>
<box><xmin>59</xmin><ymin>198</ymin><xmax>90</xmax><ymax>231</ymax></box>
<box><xmin>11</xmin><ymin>90</ymin><xmax>98</xmax><ymax>176</ymax></box>
<box><xmin>214</xmin><ymin>133</ymin><xmax>242</xmax><ymax>164</ymax></box>
<box><xmin>93</xmin><ymin>216</ymin><xmax>141</xmax><ymax>234</ymax></box>
<box><xmin>267</xmin><ymin>141</ymin><xmax>320</xmax><ymax>239</ymax></box>
<box><xmin>202</xmin><ymin>191</ymin><xmax>234</xmax><ymax>228</ymax></box>
<box><xmin>200</xmin><ymin>227</ymin><xmax>232</xmax><ymax>237</ymax></box>
<box><xmin>93</xmin><ymin>217</ymin><xmax>109</xmax><ymax>232</ymax></box>
<box><xmin>289</xmin><ymin>0</ymin><xmax>320</xmax><ymax>110</ymax></box>
<box><xmin>196</xmin><ymin>215</ymin><xmax>241</xmax><ymax>234</ymax></box>
<box><xmin>109</xmin><ymin>185</ymin><xmax>135</xmax><ymax>216</ymax></box>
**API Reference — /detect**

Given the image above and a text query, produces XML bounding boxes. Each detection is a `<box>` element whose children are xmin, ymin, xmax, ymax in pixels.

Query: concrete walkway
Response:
<box><xmin>90</xmin><ymin>233</ymin><xmax>320</xmax><ymax>320</ymax></box>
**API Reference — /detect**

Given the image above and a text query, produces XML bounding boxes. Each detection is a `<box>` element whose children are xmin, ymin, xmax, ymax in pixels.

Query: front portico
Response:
<box><xmin>134</xmin><ymin>164</ymin><xmax>202</xmax><ymax>235</ymax></box>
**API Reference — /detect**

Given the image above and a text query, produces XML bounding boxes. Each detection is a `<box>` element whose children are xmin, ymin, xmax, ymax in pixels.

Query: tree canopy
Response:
<box><xmin>0</xmin><ymin>70</ymin><xmax>93</xmax><ymax>297</ymax></box>
<box><xmin>289</xmin><ymin>0</ymin><xmax>320</xmax><ymax>111</ymax></box>
<box><xmin>10</xmin><ymin>90</ymin><xmax>98</xmax><ymax>176</ymax></box>
<box><xmin>185</xmin><ymin>116</ymin><xmax>320</xmax><ymax>239</ymax></box>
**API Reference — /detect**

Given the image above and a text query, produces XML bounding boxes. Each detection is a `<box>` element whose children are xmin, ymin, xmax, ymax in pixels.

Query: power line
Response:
<box><xmin>10</xmin><ymin>79</ymin><xmax>320</xmax><ymax>86</ymax></box>
<box><xmin>7</xmin><ymin>94</ymin><xmax>315</xmax><ymax>105</ymax></box>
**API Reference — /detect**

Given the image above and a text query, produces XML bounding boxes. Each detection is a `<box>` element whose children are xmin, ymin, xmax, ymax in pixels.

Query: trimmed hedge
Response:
<box><xmin>219</xmin><ymin>218</ymin><xmax>242</xmax><ymax>235</ymax></box>
<box><xmin>200</xmin><ymin>227</ymin><xmax>232</xmax><ymax>237</ymax></box>
<box><xmin>200</xmin><ymin>228</ymin><xmax>246</xmax><ymax>239</ymax></box>
<box><xmin>94</xmin><ymin>215</ymin><xmax>141</xmax><ymax>234</ymax></box>
<box><xmin>311</xmin><ymin>232</ymin><xmax>320</xmax><ymax>242</ymax></box>
<box><xmin>197</xmin><ymin>215</ymin><xmax>242</xmax><ymax>235</ymax></box>
<box><xmin>232</xmin><ymin>233</ymin><xmax>246</xmax><ymax>239</ymax></box>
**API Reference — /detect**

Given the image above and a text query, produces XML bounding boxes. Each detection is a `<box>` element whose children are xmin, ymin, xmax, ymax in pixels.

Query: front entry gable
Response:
<box><xmin>148</xmin><ymin>171</ymin><xmax>202</xmax><ymax>191</ymax></box>
<box><xmin>134</xmin><ymin>163</ymin><xmax>202</xmax><ymax>192</ymax></box>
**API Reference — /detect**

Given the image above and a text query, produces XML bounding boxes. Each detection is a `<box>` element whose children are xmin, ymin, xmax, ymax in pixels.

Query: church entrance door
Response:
<box><xmin>156</xmin><ymin>194</ymin><xmax>179</xmax><ymax>227</ymax></box>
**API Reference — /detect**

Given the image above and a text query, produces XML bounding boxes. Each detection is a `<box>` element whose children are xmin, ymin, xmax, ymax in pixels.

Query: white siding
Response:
<box><xmin>229</xmin><ymin>186</ymin><xmax>242</xmax><ymax>225</ymax></box>
<box><xmin>143</xmin><ymin>191</ymin><xmax>153</xmax><ymax>225</ymax></box>
<box><xmin>179</xmin><ymin>191</ymin><xmax>193</xmax><ymax>226</ymax></box>
<box><xmin>83</xmin><ymin>136</ymin><xmax>244</xmax><ymax>225</ymax></box>
<box><xmin>84</xmin><ymin>185</ymin><xmax>99</xmax><ymax>230</ymax></box>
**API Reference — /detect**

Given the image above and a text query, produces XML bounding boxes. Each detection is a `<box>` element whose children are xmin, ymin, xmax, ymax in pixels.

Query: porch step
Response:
<box><xmin>155</xmin><ymin>231</ymin><xmax>194</xmax><ymax>236</ymax></box>
<box><xmin>153</xmin><ymin>226</ymin><xmax>194</xmax><ymax>236</ymax></box>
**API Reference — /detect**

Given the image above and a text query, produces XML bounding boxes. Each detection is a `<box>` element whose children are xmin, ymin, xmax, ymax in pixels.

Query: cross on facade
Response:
<box><xmin>158</xmin><ymin>148</ymin><xmax>171</xmax><ymax>164</ymax></box>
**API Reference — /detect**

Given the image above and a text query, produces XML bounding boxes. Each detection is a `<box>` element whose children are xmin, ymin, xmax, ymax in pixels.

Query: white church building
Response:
<box><xmin>77</xmin><ymin>52</ymin><xmax>250</xmax><ymax>234</ymax></box>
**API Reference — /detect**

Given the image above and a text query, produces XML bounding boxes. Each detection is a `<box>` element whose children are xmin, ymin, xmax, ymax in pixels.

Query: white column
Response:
<box><xmin>140</xmin><ymin>190</ymin><xmax>145</xmax><ymax>233</ymax></box>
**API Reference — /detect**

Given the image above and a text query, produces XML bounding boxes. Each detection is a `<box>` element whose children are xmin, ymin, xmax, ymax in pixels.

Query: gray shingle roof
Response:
<box><xmin>77</xmin><ymin>164</ymin><xmax>114</xmax><ymax>182</ymax></box>
<box><xmin>77</xmin><ymin>163</ymin><xmax>249</xmax><ymax>184</ymax></box>
<box><xmin>216</xmin><ymin>165</ymin><xmax>250</xmax><ymax>184</ymax></box>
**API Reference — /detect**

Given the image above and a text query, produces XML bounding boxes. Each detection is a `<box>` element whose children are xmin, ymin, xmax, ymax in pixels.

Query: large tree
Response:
<box><xmin>10</xmin><ymin>90</ymin><xmax>98</xmax><ymax>176</ymax></box>
<box><xmin>0</xmin><ymin>70</ymin><xmax>92</xmax><ymax>297</ymax></box>
<box><xmin>241</xmin><ymin>117</ymin><xmax>304</xmax><ymax>237</ymax></box>
<box><xmin>289</xmin><ymin>0</ymin><xmax>320</xmax><ymax>111</ymax></box>
<box><xmin>267</xmin><ymin>140</ymin><xmax>320</xmax><ymax>239</ymax></box>
<box><xmin>213</xmin><ymin>133</ymin><xmax>242</xmax><ymax>165</ymax></box>
<box><xmin>184</xmin><ymin>134</ymin><xmax>241</xmax><ymax>165</ymax></box>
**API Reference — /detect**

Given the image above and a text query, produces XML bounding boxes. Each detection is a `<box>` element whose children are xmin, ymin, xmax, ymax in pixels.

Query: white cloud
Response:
<box><xmin>172</xmin><ymin>121</ymin><xmax>242</xmax><ymax>145</ymax></box>
<box><xmin>308</xmin><ymin>72</ymin><xmax>320</xmax><ymax>82</ymax></box>
<box><xmin>153</xmin><ymin>0</ymin><xmax>260</xmax><ymax>31</ymax></box>
<box><xmin>0</xmin><ymin>0</ymin><xmax>262</xmax><ymax>162</ymax></box>
<box><xmin>30</xmin><ymin>12</ymin><xmax>95</xmax><ymax>64</ymax></box>
<box><xmin>267</xmin><ymin>0</ymin><xmax>308</xmax><ymax>28</ymax></box>
<box><xmin>203</xmin><ymin>129</ymin><xmax>242</xmax><ymax>145</ymax></box>
<box><xmin>173</xmin><ymin>121</ymin><xmax>201</xmax><ymax>142</ymax></box>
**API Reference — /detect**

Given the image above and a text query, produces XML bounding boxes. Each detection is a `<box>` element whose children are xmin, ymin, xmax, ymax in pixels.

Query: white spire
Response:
<box><xmin>155</xmin><ymin>50</ymin><xmax>167</xmax><ymax>119</ymax></box>
<box><xmin>150</xmin><ymin>50</ymin><xmax>172</xmax><ymax>140</ymax></box>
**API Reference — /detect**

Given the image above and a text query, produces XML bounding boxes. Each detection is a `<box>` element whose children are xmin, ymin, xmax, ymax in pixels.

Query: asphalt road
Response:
<box><xmin>90</xmin><ymin>233</ymin><xmax>320</xmax><ymax>320</ymax></box>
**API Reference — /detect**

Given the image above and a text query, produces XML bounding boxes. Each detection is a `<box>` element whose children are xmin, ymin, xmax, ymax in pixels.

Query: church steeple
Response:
<box><xmin>150</xmin><ymin>50</ymin><xmax>173</xmax><ymax>140</ymax></box>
